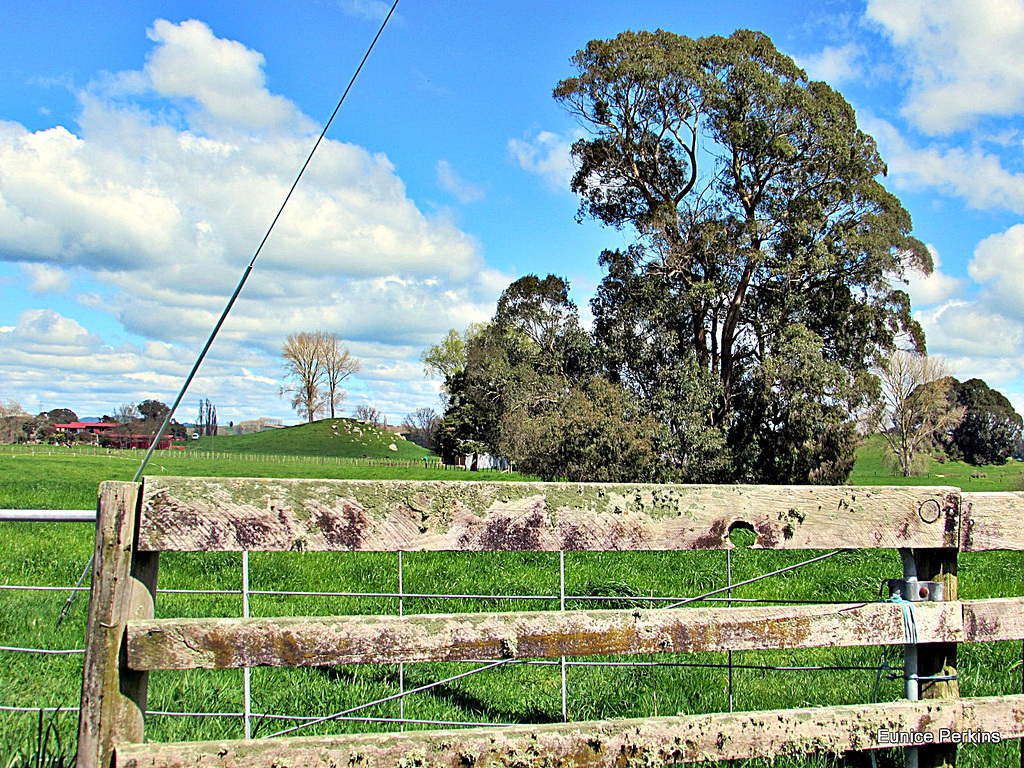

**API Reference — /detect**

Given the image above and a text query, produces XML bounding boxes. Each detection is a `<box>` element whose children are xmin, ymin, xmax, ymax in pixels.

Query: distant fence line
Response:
<box><xmin>0</xmin><ymin>444</ymin><xmax>485</xmax><ymax>471</ymax></box>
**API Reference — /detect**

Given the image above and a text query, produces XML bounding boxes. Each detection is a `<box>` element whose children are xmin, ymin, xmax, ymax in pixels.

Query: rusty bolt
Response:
<box><xmin>918</xmin><ymin>499</ymin><xmax>941</xmax><ymax>524</ymax></box>
<box><xmin>918</xmin><ymin>585</ymin><xmax>930</xmax><ymax>599</ymax></box>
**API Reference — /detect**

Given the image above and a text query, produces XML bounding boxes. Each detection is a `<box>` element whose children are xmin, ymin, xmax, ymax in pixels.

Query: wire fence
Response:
<box><xmin>0</xmin><ymin>509</ymin><xmax>890</xmax><ymax>742</ymax></box>
<box><xmin>0</xmin><ymin>444</ymin><xmax>465</xmax><ymax>470</ymax></box>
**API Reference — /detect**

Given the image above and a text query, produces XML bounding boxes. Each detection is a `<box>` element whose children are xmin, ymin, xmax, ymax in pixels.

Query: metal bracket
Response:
<box><xmin>885</xmin><ymin>578</ymin><xmax>945</xmax><ymax>602</ymax></box>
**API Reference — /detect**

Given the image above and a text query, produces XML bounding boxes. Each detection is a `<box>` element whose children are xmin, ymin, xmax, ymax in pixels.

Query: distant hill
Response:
<box><xmin>192</xmin><ymin>418</ymin><xmax>434</xmax><ymax>460</ymax></box>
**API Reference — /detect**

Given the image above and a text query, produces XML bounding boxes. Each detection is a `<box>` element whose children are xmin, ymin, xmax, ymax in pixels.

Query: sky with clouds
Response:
<box><xmin>1</xmin><ymin>0</ymin><xmax>1023</xmax><ymax>425</ymax></box>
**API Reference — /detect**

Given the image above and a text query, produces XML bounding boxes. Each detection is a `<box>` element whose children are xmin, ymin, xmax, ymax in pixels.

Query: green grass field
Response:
<box><xmin>0</xmin><ymin>442</ymin><xmax>1021</xmax><ymax>766</ymax></box>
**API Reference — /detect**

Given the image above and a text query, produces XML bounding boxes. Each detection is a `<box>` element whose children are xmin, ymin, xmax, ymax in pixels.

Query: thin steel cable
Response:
<box><xmin>263</xmin><ymin>658</ymin><xmax>521</xmax><ymax>739</ymax></box>
<box><xmin>54</xmin><ymin>0</ymin><xmax>401</xmax><ymax>629</ymax></box>
<box><xmin>661</xmin><ymin>549</ymin><xmax>847</xmax><ymax>610</ymax></box>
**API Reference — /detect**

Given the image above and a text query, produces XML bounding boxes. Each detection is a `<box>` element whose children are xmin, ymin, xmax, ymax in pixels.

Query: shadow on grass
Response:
<box><xmin>315</xmin><ymin>665</ymin><xmax>561</xmax><ymax>725</ymax></box>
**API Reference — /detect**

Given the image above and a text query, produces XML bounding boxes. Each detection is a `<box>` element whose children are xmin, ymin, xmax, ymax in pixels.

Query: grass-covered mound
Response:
<box><xmin>192</xmin><ymin>418</ymin><xmax>433</xmax><ymax>460</ymax></box>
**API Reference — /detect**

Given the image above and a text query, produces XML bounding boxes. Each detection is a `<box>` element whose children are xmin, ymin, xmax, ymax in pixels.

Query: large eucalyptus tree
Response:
<box><xmin>556</xmin><ymin>29</ymin><xmax>931</xmax><ymax>483</ymax></box>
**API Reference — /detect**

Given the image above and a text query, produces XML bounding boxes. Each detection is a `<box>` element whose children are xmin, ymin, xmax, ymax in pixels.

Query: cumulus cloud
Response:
<box><xmin>902</xmin><ymin>245</ymin><xmax>963</xmax><ymax>307</ymax></box>
<box><xmin>0</xmin><ymin>19</ymin><xmax>507</xmax><ymax>421</ymax></box>
<box><xmin>918</xmin><ymin>300</ymin><xmax>1024</xmax><ymax>358</ymax></box>
<box><xmin>145</xmin><ymin>19</ymin><xmax>310</xmax><ymax>134</ymax></box>
<box><xmin>866</xmin><ymin>0</ymin><xmax>1024</xmax><ymax>134</ymax></box>
<box><xmin>797</xmin><ymin>42</ymin><xmax>865</xmax><ymax>86</ymax></box>
<box><xmin>861</xmin><ymin>115</ymin><xmax>1024</xmax><ymax>213</ymax></box>
<box><xmin>508</xmin><ymin>130</ymin><xmax>580</xmax><ymax>191</ymax></box>
<box><xmin>436</xmin><ymin>159</ymin><xmax>484</xmax><ymax>203</ymax></box>
<box><xmin>23</xmin><ymin>263</ymin><xmax>70</xmax><ymax>294</ymax></box>
<box><xmin>970</xmin><ymin>224</ymin><xmax>1024</xmax><ymax>317</ymax></box>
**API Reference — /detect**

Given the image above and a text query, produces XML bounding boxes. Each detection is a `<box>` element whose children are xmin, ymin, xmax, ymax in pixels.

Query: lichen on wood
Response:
<box><xmin>138</xmin><ymin>477</ymin><xmax>960</xmax><ymax>552</ymax></box>
<box><xmin>114</xmin><ymin>695</ymin><xmax>1024</xmax><ymax>768</ymax></box>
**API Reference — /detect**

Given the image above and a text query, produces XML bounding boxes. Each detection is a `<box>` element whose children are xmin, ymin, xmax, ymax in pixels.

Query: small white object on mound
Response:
<box><xmin>388</xmin><ymin>443</ymin><xmax>398</xmax><ymax>451</ymax></box>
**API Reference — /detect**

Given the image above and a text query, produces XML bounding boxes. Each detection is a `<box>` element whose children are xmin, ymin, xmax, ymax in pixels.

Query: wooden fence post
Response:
<box><xmin>914</xmin><ymin>547</ymin><xmax>959</xmax><ymax>768</ymax></box>
<box><xmin>76</xmin><ymin>481</ymin><xmax>159</xmax><ymax>768</ymax></box>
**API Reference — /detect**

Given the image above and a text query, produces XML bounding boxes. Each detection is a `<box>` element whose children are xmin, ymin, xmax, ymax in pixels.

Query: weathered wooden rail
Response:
<box><xmin>77</xmin><ymin>478</ymin><xmax>1024</xmax><ymax>768</ymax></box>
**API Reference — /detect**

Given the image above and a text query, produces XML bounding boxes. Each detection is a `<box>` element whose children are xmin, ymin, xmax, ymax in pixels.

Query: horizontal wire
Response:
<box><xmin>0</xmin><ymin>645</ymin><xmax>84</xmax><ymax>654</ymax></box>
<box><xmin>2</xmin><ymin>582</ymin><xmax>860</xmax><ymax>605</ymax></box>
<box><xmin>0</xmin><ymin>705</ymin><xmax>79</xmax><ymax>713</ymax></box>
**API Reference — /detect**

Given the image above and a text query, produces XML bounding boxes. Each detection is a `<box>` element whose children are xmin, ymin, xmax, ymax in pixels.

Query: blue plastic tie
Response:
<box><xmin>884</xmin><ymin>591</ymin><xmax>918</xmax><ymax>645</ymax></box>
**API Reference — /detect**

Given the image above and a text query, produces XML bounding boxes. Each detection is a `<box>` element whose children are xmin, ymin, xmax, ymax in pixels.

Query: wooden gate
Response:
<box><xmin>76</xmin><ymin>477</ymin><xmax>1024</xmax><ymax>768</ymax></box>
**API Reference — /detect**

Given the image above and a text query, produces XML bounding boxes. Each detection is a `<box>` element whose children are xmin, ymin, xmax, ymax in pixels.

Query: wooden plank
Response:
<box><xmin>963</xmin><ymin>597</ymin><xmax>1024</xmax><ymax>642</ymax></box>
<box><xmin>138</xmin><ymin>477</ymin><xmax>961</xmax><ymax>552</ymax></box>
<box><xmin>126</xmin><ymin>600</ymin><xmax>966</xmax><ymax>670</ymax></box>
<box><xmin>961</xmin><ymin>492</ymin><xmax>1024</xmax><ymax>551</ymax></box>
<box><xmin>115</xmin><ymin>695</ymin><xmax>1024</xmax><ymax>768</ymax></box>
<box><xmin>76</xmin><ymin>482</ymin><xmax>158</xmax><ymax>768</ymax></box>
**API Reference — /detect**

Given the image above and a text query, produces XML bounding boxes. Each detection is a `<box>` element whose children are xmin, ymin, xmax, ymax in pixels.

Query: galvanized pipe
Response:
<box><xmin>899</xmin><ymin>548</ymin><xmax>919</xmax><ymax>768</ymax></box>
<box><xmin>0</xmin><ymin>509</ymin><xmax>94</xmax><ymax>522</ymax></box>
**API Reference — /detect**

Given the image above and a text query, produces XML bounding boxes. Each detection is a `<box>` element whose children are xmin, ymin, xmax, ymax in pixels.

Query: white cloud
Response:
<box><xmin>23</xmin><ymin>263</ymin><xmax>70</xmax><ymax>294</ymax></box>
<box><xmin>902</xmin><ymin>244</ymin><xmax>963</xmax><ymax>307</ymax></box>
<box><xmin>145</xmin><ymin>19</ymin><xmax>310</xmax><ymax>134</ymax></box>
<box><xmin>436</xmin><ymin>159</ymin><xmax>484</xmax><ymax>204</ymax></box>
<box><xmin>0</xmin><ymin>19</ymin><xmax>507</xmax><ymax>423</ymax></box>
<box><xmin>906</xmin><ymin>226</ymin><xmax>1024</xmax><ymax>398</ymax></box>
<box><xmin>866</xmin><ymin>0</ymin><xmax>1024</xmax><ymax>133</ymax></box>
<box><xmin>337</xmin><ymin>0</ymin><xmax>392</xmax><ymax>21</ymax></box>
<box><xmin>970</xmin><ymin>224</ymin><xmax>1024</xmax><ymax>317</ymax></box>
<box><xmin>797</xmin><ymin>43</ymin><xmax>864</xmax><ymax>86</ymax></box>
<box><xmin>918</xmin><ymin>300</ymin><xmax>1024</xmax><ymax>358</ymax></box>
<box><xmin>861</xmin><ymin>115</ymin><xmax>1024</xmax><ymax>213</ymax></box>
<box><xmin>508</xmin><ymin>130</ymin><xmax>580</xmax><ymax>191</ymax></box>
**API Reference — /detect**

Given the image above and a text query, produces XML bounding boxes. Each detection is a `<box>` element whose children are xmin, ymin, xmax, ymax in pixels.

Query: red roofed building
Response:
<box><xmin>54</xmin><ymin>422</ymin><xmax>117</xmax><ymax>437</ymax></box>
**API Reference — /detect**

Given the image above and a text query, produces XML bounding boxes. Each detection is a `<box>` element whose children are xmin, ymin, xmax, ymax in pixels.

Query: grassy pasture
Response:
<box><xmin>191</xmin><ymin>417</ymin><xmax>433</xmax><ymax>461</ymax></box>
<box><xmin>0</xmin><ymin>445</ymin><xmax>1021</xmax><ymax>766</ymax></box>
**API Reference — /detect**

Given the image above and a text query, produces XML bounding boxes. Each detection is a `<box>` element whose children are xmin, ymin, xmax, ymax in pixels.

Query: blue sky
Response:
<box><xmin>1</xmin><ymin>0</ymin><xmax>1023</xmax><ymax>425</ymax></box>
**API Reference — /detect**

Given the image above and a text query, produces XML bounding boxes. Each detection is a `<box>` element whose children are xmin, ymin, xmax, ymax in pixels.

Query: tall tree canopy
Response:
<box><xmin>942</xmin><ymin>378</ymin><xmax>1023</xmax><ymax>466</ymax></box>
<box><xmin>554</xmin><ymin>29</ymin><xmax>932</xmax><ymax>483</ymax></box>
<box><xmin>435</xmin><ymin>275</ymin><xmax>658</xmax><ymax>480</ymax></box>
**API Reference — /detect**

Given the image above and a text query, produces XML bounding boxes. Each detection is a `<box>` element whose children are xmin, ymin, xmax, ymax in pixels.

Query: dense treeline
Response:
<box><xmin>428</xmin><ymin>29</ymin><xmax>939</xmax><ymax>483</ymax></box>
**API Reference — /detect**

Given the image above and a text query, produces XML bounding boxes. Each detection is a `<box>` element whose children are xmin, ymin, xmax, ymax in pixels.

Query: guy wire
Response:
<box><xmin>55</xmin><ymin>0</ymin><xmax>401</xmax><ymax>629</ymax></box>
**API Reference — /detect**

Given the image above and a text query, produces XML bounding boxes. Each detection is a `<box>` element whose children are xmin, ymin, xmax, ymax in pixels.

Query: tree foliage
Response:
<box><xmin>941</xmin><ymin>378</ymin><xmax>1023</xmax><ymax>466</ymax></box>
<box><xmin>435</xmin><ymin>275</ymin><xmax>658</xmax><ymax>480</ymax></box>
<box><xmin>553</xmin><ymin>29</ymin><xmax>931</xmax><ymax>483</ymax></box>
<box><xmin>322</xmin><ymin>336</ymin><xmax>361</xmax><ymax>419</ymax></box>
<box><xmin>139</xmin><ymin>399</ymin><xmax>170</xmax><ymax>424</ymax></box>
<box><xmin>0</xmin><ymin>399</ymin><xmax>29</xmax><ymax>444</ymax></box>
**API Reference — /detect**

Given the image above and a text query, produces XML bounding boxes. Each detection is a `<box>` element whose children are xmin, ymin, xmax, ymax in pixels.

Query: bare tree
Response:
<box><xmin>871</xmin><ymin>351</ymin><xmax>965</xmax><ymax>476</ymax></box>
<box><xmin>402</xmin><ymin>407</ymin><xmax>440</xmax><ymax>450</ymax></box>
<box><xmin>281</xmin><ymin>332</ymin><xmax>327</xmax><ymax>423</ymax></box>
<box><xmin>322</xmin><ymin>334</ymin><xmax>361</xmax><ymax>419</ymax></box>
<box><xmin>353</xmin><ymin>405</ymin><xmax>386</xmax><ymax>427</ymax></box>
